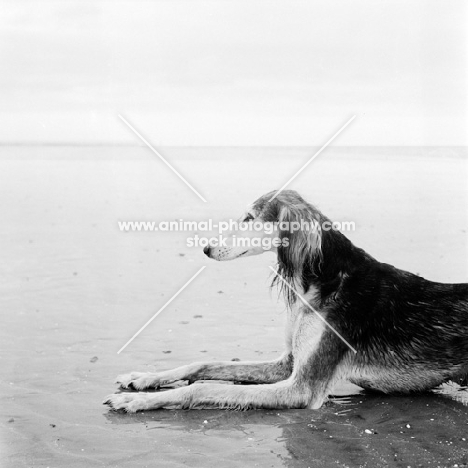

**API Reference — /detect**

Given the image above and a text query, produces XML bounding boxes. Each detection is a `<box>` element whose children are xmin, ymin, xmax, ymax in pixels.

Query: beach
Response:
<box><xmin>1</xmin><ymin>145</ymin><xmax>468</xmax><ymax>467</ymax></box>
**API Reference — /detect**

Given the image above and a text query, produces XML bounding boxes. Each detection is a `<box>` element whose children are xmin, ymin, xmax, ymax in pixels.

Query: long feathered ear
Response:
<box><xmin>274</xmin><ymin>202</ymin><xmax>323</xmax><ymax>306</ymax></box>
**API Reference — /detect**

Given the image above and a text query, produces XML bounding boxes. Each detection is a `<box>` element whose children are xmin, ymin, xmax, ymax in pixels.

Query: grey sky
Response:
<box><xmin>0</xmin><ymin>0</ymin><xmax>466</xmax><ymax>145</ymax></box>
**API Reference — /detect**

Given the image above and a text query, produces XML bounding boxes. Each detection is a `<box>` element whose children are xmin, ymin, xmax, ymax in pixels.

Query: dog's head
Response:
<box><xmin>204</xmin><ymin>190</ymin><xmax>325</xmax><ymax>285</ymax></box>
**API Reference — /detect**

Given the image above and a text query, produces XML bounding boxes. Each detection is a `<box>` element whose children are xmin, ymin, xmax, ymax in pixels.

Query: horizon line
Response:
<box><xmin>0</xmin><ymin>143</ymin><xmax>466</xmax><ymax>148</ymax></box>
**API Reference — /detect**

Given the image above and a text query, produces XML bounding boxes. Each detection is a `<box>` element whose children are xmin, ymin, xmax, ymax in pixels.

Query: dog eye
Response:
<box><xmin>243</xmin><ymin>214</ymin><xmax>254</xmax><ymax>222</ymax></box>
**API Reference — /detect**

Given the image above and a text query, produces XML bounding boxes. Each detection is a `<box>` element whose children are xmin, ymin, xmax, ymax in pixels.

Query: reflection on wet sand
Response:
<box><xmin>104</xmin><ymin>383</ymin><xmax>468</xmax><ymax>467</ymax></box>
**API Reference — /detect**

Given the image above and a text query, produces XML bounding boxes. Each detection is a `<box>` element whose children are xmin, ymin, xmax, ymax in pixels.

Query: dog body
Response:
<box><xmin>105</xmin><ymin>190</ymin><xmax>468</xmax><ymax>412</ymax></box>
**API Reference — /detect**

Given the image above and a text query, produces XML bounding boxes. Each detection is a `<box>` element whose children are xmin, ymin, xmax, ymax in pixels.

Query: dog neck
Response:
<box><xmin>276</xmin><ymin>227</ymin><xmax>373</xmax><ymax>307</ymax></box>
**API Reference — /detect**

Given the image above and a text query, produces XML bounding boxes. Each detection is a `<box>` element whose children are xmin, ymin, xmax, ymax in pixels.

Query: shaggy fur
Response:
<box><xmin>104</xmin><ymin>190</ymin><xmax>468</xmax><ymax>412</ymax></box>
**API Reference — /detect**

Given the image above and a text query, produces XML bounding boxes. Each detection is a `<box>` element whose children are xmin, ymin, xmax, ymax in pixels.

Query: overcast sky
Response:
<box><xmin>0</xmin><ymin>0</ymin><xmax>466</xmax><ymax>145</ymax></box>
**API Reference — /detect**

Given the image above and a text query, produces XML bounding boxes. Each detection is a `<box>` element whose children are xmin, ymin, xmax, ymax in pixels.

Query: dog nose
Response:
<box><xmin>203</xmin><ymin>246</ymin><xmax>211</xmax><ymax>257</ymax></box>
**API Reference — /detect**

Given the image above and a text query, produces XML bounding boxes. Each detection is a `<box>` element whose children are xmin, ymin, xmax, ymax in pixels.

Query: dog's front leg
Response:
<box><xmin>105</xmin><ymin>379</ymin><xmax>310</xmax><ymax>412</ymax></box>
<box><xmin>105</xmin><ymin>314</ymin><xmax>347</xmax><ymax>411</ymax></box>
<box><xmin>115</xmin><ymin>353</ymin><xmax>293</xmax><ymax>390</ymax></box>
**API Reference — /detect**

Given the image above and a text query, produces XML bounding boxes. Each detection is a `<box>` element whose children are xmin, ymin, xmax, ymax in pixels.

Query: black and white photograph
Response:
<box><xmin>1</xmin><ymin>1</ymin><xmax>467</xmax><ymax>467</ymax></box>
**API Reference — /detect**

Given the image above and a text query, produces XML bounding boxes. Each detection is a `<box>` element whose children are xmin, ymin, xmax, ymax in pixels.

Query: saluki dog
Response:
<box><xmin>104</xmin><ymin>190</ymin><xmax>468</xmax><ymax>412</ymax></box>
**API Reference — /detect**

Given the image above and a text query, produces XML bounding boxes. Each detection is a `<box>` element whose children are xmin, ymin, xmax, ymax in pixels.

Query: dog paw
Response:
<box><xmin>115</xmin><ymin>371</ymin><xmax>171</xmax><ymax>390</ymax></box>
<box><xmin>103</xmin><ymin>393</ymin><xmax>158</xmax><ymax>413</ymax></box>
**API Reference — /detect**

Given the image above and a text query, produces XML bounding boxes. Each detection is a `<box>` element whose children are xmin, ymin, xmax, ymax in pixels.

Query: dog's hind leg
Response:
<box><xmin>115</xmin><ymin>352</ymin><xmax>293</xmax><ymax>390</ymax></box>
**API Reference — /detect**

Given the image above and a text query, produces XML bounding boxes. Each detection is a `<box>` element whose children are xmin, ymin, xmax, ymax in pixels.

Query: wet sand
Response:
<box><xmin>1</xmin><ymin>146</ymin><xmax>468</xmax><ymax>467</ymax></box>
